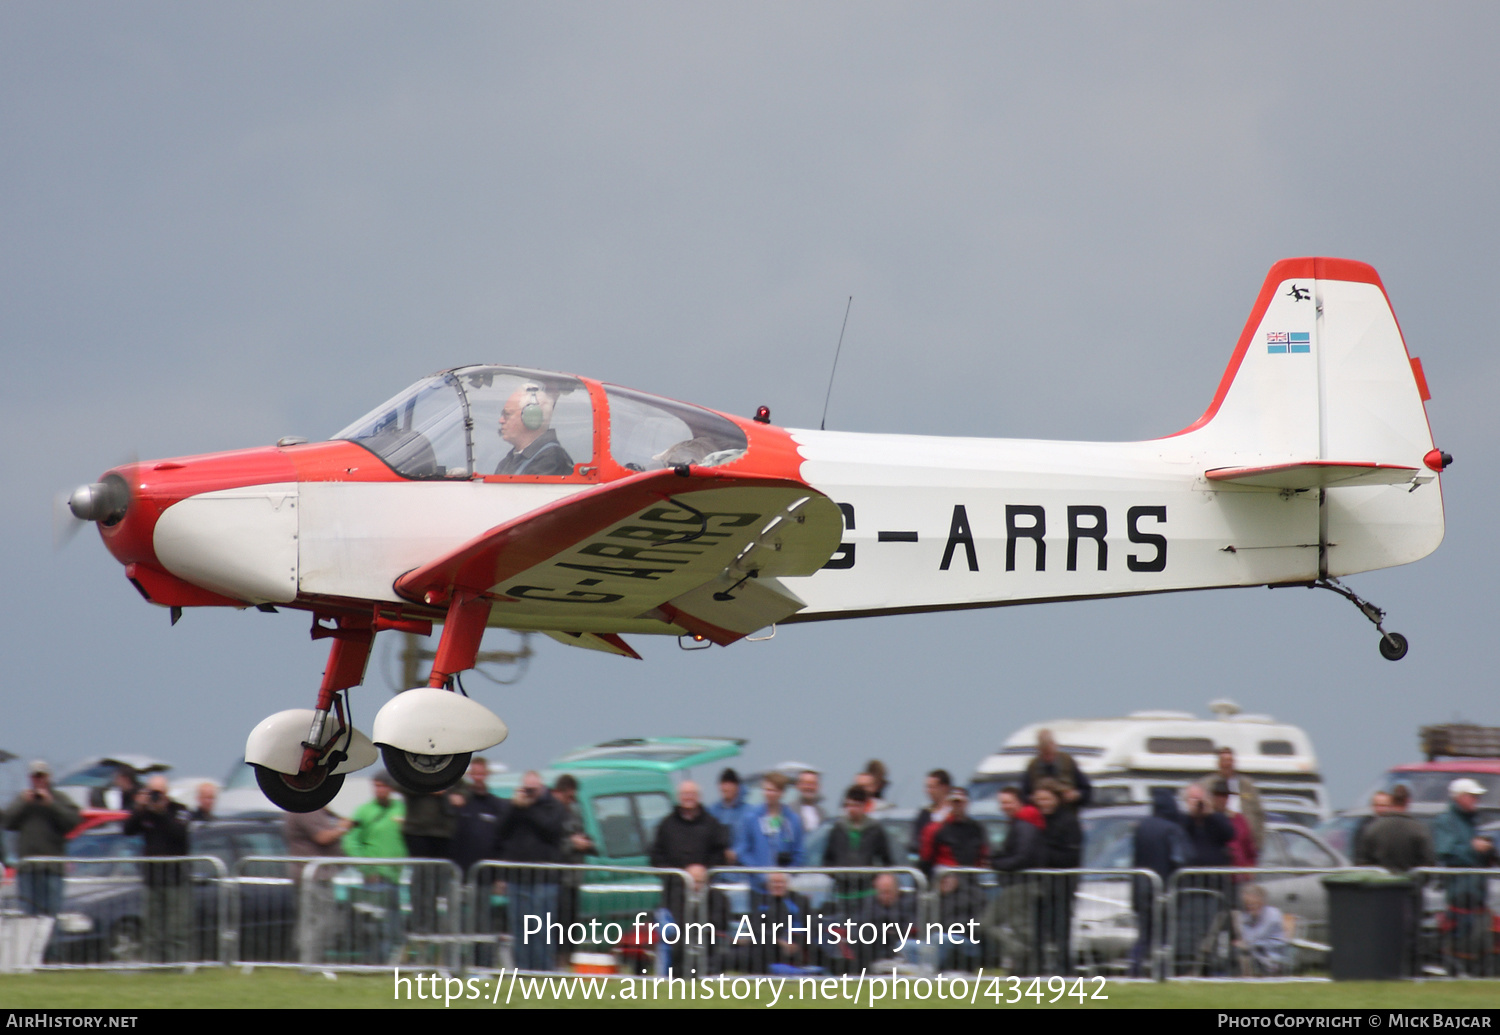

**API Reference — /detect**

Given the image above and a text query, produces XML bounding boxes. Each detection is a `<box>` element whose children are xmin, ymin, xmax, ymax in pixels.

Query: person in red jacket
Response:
<box><xmin>921</xmin><ymin>788</ymin><xmax>989</xmax><ymax>871</ymax></box>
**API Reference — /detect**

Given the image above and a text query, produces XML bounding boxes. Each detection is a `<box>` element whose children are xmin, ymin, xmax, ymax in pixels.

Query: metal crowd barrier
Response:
<box><xmin>1164</xmin><ymin>866</ymin><xmax>1387</xmax><ymax>979</ymax></box>
<box><xmin>13</xmin><ymin>855</ymin><xmax>229</xmax><ymax>969</ymax></box>
<box><xmin>9</xmin><ymin>856</ymin><xmax>1495</xmax><ymax>981</ymax></box>
<box><xmin>699</xmin><ymin>866</ymin><xmax>931</xmax><ymax>978</ymax></box>
<box><xmin>1410</xmin><ymin>866</ymin><xmax>1500</xmax><ymax>979</ymax></box>
<box><xmin>467</xmin><ymin>860</ymin><xmax>695</xmax><ymax>976</ymax></box>
<box><xmin>286</xmin><ymin>857</ymin><xmax>463</xmax><ymax>971</ymax></box>
<box><xmin>933</xmin><ymin>866</ymin><xmax>1163</xmax><ymax>979</ymax></box>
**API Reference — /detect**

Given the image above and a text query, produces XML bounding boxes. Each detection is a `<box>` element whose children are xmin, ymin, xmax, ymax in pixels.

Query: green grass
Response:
<box><xmin>1</xmin><ymin>970</ymin><xmax>1497</xmax><ymax>1009</ymax></box>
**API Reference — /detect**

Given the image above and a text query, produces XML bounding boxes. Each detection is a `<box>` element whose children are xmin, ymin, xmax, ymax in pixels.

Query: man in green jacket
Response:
<box><xmin>342</xmin><ymin>772</ymin><xmax>407</xmax><ymax>961</ymax></box>
<box><xmin>343</xmin><ymin>773</ymin><xmax>407</xmax><ymax>865</ymax></box>
<box><xmin>4</xmin><ymin>761</ymin><xmax>81</xmax><ymax>918</ymax></box>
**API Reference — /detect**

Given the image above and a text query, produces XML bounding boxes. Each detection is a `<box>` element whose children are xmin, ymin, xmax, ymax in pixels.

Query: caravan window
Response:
<box><xmin>1146</xmin><ymin>737</ymin><xmax>1216</xmax><ymax>755</ymax></box>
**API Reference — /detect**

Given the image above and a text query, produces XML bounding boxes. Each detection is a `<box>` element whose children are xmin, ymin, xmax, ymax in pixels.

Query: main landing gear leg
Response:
<box><xmin>1314</xmin><ymin>577</ymin><xmax>1409</xmax><ymax>661</ymax></box>
<box><xmin>372</xmin><ymin>592</ymin><xmax>509</xmax><ymax>794</ymax></box>
<box><xmin>251</xmin><ymin>614</ymin><xmax>376</xmax><ymax>812</ymax></box>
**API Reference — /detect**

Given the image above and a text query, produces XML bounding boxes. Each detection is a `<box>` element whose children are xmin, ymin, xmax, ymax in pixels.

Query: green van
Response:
<box><xmin>487</xmin><ymin>736</ymin><xmax>744</xmax><ymax>866</ymax></box>
<box><xmin>483</xmin><ymin>737</ymin><xmax>744</xmax><ymax>940</ymax></box>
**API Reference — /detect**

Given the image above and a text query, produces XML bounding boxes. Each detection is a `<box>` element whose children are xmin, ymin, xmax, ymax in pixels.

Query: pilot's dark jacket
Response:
<box><xmin>495</xmin><ymin>430</ymin><xmax>574</xmax><ymax>476</ymax></box>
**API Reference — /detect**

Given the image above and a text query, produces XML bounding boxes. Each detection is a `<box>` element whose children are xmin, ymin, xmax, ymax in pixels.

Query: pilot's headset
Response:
<box><xmin>520</xmin><ymin>384</ymin><xmax>546</xmax><ymax>431</ymax></box>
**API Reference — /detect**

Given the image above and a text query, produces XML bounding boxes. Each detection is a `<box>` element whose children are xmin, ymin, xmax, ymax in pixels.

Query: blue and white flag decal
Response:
<box><xmin>1266</xmin><ymin>331</ymin><xmax>1310</xmax><ymax>354</ymax></box>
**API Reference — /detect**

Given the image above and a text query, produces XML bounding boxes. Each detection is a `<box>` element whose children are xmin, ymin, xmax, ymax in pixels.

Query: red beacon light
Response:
<box><xmin>753</xmin><ymin>406</ymin><xmax>771</xmax><ymax>424</ymax></box>
<box><xmin>1424</xmin><ymin>448</ymin><xmax>1453</xmax><ymax>472</ymax></box>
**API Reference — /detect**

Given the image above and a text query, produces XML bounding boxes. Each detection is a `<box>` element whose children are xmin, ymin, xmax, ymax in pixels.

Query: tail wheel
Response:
<box><xmin>1379</xmin><ymin>632</ymin><xmax>1409</xmax><ymax>661</ymax></box>
<box><xmin>380</xmin><ymin>746</ymin><xmax>471</xmax><ymax>793</ymax></box>
<box><xmin>253</xmin><ymin>764</ymin><xmax>345</xmax><ymax>813</ymax></box>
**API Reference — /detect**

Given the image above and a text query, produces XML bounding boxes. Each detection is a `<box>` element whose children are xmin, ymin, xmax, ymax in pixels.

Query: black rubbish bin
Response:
<box><xmin>1322</xmin><ymin>871</ymin><xmax>1415</xmax><ymax>980</ymax></box>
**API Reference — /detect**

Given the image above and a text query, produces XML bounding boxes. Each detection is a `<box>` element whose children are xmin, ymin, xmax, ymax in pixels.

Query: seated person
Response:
<box><xmin>726</xmin><ymin>871</ymin><xmax>821</xmax><ymax>974</ymax></box>
<box><xmin>495</xmin><ymin>384</ymin><xmax>574</xmax><ymax>475</ymax></box>
<box><xmin>1234</xmin><ymin>884</ymin><xmax>1289</xmax><ymax>975</ymax></box>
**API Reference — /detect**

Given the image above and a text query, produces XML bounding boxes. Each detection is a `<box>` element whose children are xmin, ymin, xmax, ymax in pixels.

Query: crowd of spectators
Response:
<box><xmin>5</xmin><ymin>735</ymin><xmax>1496</xmax><ymax>977</ymax></box>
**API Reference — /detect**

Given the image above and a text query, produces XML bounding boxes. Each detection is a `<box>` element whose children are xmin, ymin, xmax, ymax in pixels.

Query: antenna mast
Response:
<box><xmin>819</xmin><ymin>296</ymin><xmax>853</xmax><ymax>432</ymax></box>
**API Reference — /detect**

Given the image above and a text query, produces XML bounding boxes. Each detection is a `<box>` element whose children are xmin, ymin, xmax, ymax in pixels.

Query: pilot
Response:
<box><xmin>495</xmin><ymin>383</ymin><xmax>574</xmax><ymax>476</ymax></box>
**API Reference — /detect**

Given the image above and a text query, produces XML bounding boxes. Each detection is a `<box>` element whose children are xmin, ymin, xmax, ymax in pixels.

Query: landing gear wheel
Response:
<box><xmin>1379</xmin><ymin>632</ymin><xmax>1409</xmax><ymax>661</ymax></box>
<box><xmin>381</xmin><ymin>746</ymin><xmax>471</xmax><ymax>793</ymax></box>
<box><xmin>253</xmin><ymin>764</ymin><xmax>345</xmax><ymax>813</ymax></box>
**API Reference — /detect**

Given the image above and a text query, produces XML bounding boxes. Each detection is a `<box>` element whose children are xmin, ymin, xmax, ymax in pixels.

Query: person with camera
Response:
<box><xmin>125</xmin><ymin>774</ymin><xmax>191</xmax><ymax>963</ymax></box>
<box><xmin>1173</xmin><ymin>783</ymin><xmax>1234</xmax><ymax>975</ymax></box>
<box><xmin>498</xmin><ymin>770</ymin><xmax>566</xmax><ymax>971</ymax></box>
<box><xmin>5</xmin><ymin>760</ymin><xmax>81</xmax><ymax>919</ymax></box>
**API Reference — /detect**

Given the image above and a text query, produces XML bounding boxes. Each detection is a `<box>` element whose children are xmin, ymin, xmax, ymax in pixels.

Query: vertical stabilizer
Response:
<box><xmin>1172</xmin><ymin>258</ymin><xmax>1444</xmax><ymax>574</ymax></box>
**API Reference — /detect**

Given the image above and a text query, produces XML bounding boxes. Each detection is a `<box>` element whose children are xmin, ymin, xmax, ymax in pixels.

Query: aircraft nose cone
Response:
<box><xmin>69</xmin><ymin>476</ymin><xmax>129</xmax><ymax>524</ymax></box>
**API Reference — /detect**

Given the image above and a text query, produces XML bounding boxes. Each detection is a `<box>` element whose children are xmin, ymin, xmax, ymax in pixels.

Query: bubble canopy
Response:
<box><xmin>334</xmin><ymin>366</ymin><xmax>747</xmax><ymax>479</ymax></box>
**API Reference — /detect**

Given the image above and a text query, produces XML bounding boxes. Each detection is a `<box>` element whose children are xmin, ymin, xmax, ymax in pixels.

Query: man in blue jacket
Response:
<box><xmin>735</xmin><ymin>773</ymin><xmax>804</xmax><ymax>870</ymax></box>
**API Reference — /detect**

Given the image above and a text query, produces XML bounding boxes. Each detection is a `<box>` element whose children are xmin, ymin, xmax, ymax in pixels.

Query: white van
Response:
<box><xmin>968</xmin><ymin>699</ymin><xmax>1328</xmax><ymax>823</ymax></box>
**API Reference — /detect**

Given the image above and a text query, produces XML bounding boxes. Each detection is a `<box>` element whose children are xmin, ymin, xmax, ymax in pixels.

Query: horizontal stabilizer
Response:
<box><xmin>542</xmin><ymin>630</ymin><xmax>642</xmax><ymax>659</ymax></box>
<box><xmin>1205</xmin><ymin>461</ymin><xmax>1418</xmax><ymax>490</ymax></box>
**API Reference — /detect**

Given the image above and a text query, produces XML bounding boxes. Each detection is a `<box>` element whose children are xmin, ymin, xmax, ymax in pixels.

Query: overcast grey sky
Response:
<box><xmin>4</xmin><ymin>3</ymin><xmax>1497</xmax><ymax>808</ymax></box>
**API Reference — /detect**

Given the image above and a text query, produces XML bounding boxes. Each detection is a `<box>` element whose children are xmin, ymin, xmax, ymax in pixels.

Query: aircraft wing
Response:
<box><xmin>1204</xmin><ymin>461</ymin><xmax>1419</xmax><ymax>490</ymax></box>
<box><xmin>395</xmin><ymin>468</ymin><xmax>844</xmax><ymax>645</ymax></box>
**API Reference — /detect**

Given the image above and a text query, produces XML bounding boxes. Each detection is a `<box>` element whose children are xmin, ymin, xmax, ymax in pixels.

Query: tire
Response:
<box><xmin>253</xmin><ymin>764</ymin><xmax>345</xmax><ymax>813</ymax></box>
<box><xmin>381</xmin><ymin>745</ymin><xmax>471</xmax><ymax>793</ymax></box>
<box><xmin>1379</xmin><ymin>632</ymin><xmax>1409</xmax><ymax>661</ymax></box>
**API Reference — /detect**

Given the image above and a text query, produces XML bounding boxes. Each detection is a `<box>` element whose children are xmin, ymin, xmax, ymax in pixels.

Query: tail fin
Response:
<box><xmin>1172</xmin><ymin>257</ymin><xmax>1445</xmax><ymax>575</ymax></box>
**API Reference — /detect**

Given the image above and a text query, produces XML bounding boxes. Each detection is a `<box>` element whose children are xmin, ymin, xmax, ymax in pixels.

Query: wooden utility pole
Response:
<box><xmin>395</xmin><ymin>631</ymin><xmax>534</xmax><ymax>690</ymax></box>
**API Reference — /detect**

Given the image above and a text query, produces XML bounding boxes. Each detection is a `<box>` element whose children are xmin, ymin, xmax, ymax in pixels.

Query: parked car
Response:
<box><xmin>1071</xmin><ymin>806</ymin><xmax>1350</xmax><ymax>971</ymax></box>
<box><xmin>51</xmin><ymin>817</ymin><xmax>295</xmax><ymax>964</ymax></box>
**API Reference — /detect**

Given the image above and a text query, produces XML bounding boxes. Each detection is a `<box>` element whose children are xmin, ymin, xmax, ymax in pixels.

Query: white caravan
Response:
<box><xmin>969</xmin><ymin>699</ymin><xmax>1327</xmax><ymax>822</ymax></box>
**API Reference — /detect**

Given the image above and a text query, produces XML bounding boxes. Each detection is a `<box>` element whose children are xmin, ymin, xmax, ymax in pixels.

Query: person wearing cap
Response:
<box><xmin>1195</xmin><ymin>747</ymin><xmax>1264</xmax><ymax>852</ymax></box>
<box><xmin>4</xmin><ymin>761</ymin><xmax>81</xmax><ymax>918</ymax></box>
<box><xmin>1210</xmin><ymin>780</ymin><xmax>1258</xmax><ymax>868</ymax></box>
<box><xmin>1433</xmin><ymin>777</ymin><xmax>1497</xmax><ymax>974</ymax></box>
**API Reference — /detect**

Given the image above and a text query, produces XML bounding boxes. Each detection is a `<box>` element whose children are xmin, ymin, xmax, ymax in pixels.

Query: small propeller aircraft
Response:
<box><xmin>64</xmin><ymin>257</ymin><xmax>1449</xmax><ymax>811</ymax></box>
